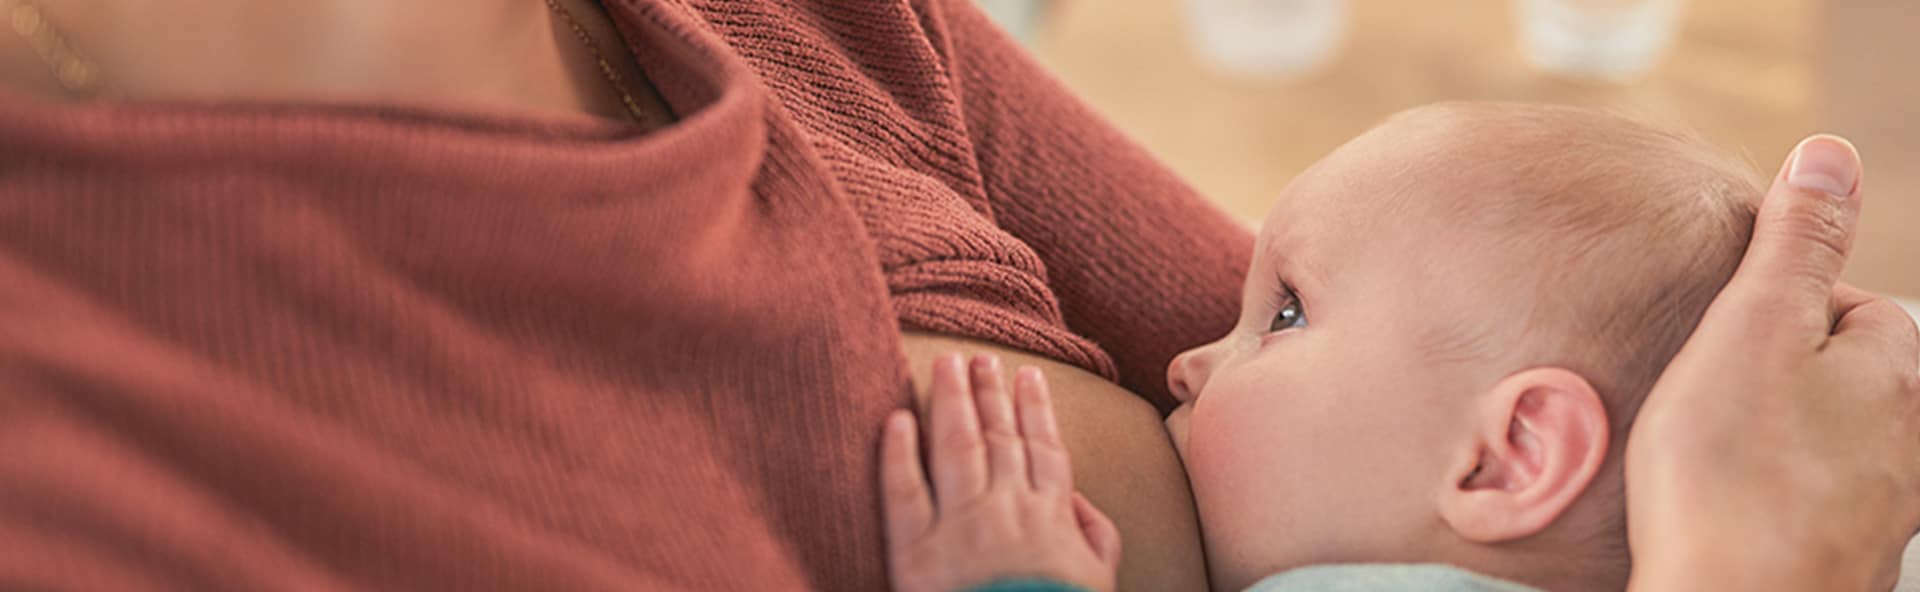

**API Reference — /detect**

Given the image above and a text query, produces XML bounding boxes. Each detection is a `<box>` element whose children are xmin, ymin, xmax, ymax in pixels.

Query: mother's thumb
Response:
<box><xmin>1719</xmin><ymin>134</ymin><xmax>1863</xmax><ymax>335</ymax></box>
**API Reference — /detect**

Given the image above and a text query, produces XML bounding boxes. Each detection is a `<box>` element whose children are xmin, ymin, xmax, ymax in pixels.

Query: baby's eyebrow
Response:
<box><xmin>1260</xmin><ymin>228</ymin><xmax>1328</xmax><ymax>294</ymax></box>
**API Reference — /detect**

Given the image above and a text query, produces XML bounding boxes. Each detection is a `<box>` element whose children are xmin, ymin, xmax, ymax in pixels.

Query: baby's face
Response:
<box><xmin>1164</xmin><ymin>119</ymin><xmax>1526</xmax><ymax>589</ymax></box>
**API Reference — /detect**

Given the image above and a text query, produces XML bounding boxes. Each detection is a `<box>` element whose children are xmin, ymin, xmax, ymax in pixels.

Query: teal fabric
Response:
<box><xmin>964</xmin><ymin>579</ymin><xmax>1092</xmax><ymax>592</ymax></box>
<box><xmin>1246</xmin><ymin>563</ymin><xmax>1543</xmax><ymax>592</ymax></box>
<box><xmin>959</xmin><ymin>564</ymin><xmax>1538</xmax><ymax>592</ymax></box>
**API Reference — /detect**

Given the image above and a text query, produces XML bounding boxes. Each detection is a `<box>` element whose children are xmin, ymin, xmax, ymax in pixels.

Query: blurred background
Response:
<box><xmin>980</xmin><ymin>0</ymin><xmax>1916</xmax><ymax>305</ymax></box>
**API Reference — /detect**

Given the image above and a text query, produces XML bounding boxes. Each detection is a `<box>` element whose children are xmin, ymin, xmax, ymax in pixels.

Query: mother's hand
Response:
<box><xmin>1625</xmin><ymin>135</ymin><xmax>1920</xmax><ymax>591</ymax></box>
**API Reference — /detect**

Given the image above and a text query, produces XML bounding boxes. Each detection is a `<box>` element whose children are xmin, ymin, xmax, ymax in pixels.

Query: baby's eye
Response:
<box><xmin>1268</xmin><ymin>287</ymin><xmax>1307</xmax><ymax>332</ymax></box>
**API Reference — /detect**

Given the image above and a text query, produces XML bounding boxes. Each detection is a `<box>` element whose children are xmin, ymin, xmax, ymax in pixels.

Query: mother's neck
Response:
<box><xmin>2</xmin><ymin>0</ymin><xmax>641</xmax><ymax>120</ymax></box>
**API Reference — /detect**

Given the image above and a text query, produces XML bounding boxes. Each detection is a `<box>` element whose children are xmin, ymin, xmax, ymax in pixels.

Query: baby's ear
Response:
<box><xmin>1437</xmin><ymin>367</ymin><xmax>1609</xmax><ymax>543</ymax></box>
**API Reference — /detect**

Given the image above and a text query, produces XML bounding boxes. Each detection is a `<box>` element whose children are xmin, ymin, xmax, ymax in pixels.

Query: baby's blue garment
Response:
<box><xmin>1246</xmin><ymin>563</ymin><xmax>1543</xmax><ymax>591</ymax></box>
<box><xmin>965</xmin><ymin>579</ymin><xmax>1090</xmax><ymax>592</ymax></box>
<box><xmin>961</xmin><ymin>563</ymin><xmax>1537</xmax><ymax>592</ymax></box>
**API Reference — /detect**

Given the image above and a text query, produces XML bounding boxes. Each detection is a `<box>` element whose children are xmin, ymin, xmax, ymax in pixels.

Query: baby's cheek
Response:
<box><xmin>1184</xmin><ymin>404</ymin><xmax>1298</xmax><ymax>569</ymax></box>
<box><xmin>1186</xmin><ymin>369</ymin><xmax>1309</xmax><ymax>491</ymax></box>
<box><xmin>1186</xmin><ymin>403</ymin><xmax>1274</xmax><ymax>485</ymax></box>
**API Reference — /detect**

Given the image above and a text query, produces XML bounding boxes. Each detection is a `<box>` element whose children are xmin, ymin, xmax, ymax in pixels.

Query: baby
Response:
<box><xmin>878</xmin><ymin>102</ymin><xmax>1761</xmax><ymax>592</ymax></box>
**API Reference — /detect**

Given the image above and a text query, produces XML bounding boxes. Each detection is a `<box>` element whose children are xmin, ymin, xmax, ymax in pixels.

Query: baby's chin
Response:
<box><xmin>1163</xmin><ymin>403</ymin><xmax>1193</xmax><ymax>463</ymax></box>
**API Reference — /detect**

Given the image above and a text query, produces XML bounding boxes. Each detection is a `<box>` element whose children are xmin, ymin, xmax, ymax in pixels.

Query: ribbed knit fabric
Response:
<box><xmin>0</xmin><ymin>0</ymin><xmax>1250</xmax><ymax>589</ymax></box>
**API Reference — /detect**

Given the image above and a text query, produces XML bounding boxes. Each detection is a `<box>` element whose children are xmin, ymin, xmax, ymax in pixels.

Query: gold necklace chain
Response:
<box><xmin>544</xmin><ymin>0</ymin><xmax>650</xmax><ymax>125</ymax></box>
<box><xmin>3</xmin><ymin>0</ymin><xmax>111</xmax><ymax>98</ymax></box>
<box><xmin>2</xmin><ymin>0</ymin><xmax>652</xmax><ymax>125</ymax></box>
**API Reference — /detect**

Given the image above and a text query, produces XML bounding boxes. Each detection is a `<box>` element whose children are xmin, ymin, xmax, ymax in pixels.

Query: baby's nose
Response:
<box><xmin>1167</xmin><ymin>347</ymin><xmax>1214</xmax><ymax>403</ymax></box>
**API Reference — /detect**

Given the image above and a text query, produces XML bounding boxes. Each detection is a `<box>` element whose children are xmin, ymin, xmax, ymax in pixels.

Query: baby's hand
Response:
<box><xmin>881</xmin><ymin>354</ymin><xmax>1121</xmax><ymax>592</ymax></box>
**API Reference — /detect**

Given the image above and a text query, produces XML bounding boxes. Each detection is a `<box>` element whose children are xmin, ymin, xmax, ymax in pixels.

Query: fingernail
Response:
<box><xmin>973</xmin><ymin>354</ymin><xmax>998</xmax><ymax>372</ymax></box>
<box><xmin>1787</xmin><ymin>135</ymin><xmax>1861</xmax><ymax>198</ymax></box>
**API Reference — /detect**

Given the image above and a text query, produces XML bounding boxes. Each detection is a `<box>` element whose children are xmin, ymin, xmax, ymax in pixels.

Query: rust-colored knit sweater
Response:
<box><xmin>0</xmin><ymin>0</ymin><xmax>1250</xmax><ymax>589</ymax></box>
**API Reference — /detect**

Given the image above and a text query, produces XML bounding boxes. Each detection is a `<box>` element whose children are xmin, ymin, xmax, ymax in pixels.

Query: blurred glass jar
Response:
<box><xmin>1516</xmin><ymin>0</ymin><xmax>1685</xmax><ymax>81</ymax></box>
<box><xmin>1182</xmin><ymin>0</ymin><xmax>1347</xmax><ymax>80</ymax></box>
<box><xmin>977</xmin><ymin>0</ymin><xmax>1057</xmax><ymax>44</ymax></box>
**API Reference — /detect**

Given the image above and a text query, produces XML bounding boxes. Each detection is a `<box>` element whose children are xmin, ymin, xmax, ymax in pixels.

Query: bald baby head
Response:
<box><xmin>1372</xmin><ymin>102</ymin><xmax>1758</xmax><ymax>435</ymax></box>
<box><xmin>1371</xmin><ymin>102</ymin><xmax>1758</xmax><ymax>580</ymax></box>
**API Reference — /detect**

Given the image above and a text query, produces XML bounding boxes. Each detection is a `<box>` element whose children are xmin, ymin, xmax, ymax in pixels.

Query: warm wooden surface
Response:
<box><xmin>1827</xmin><ymin>1</ymin><xmax>1920</xmax><ymax>298</ymax></box>
<box><xmin>1031</xmin><ymin>0</ymin><xmax>1914</xmax><ymax>297</ymax></box>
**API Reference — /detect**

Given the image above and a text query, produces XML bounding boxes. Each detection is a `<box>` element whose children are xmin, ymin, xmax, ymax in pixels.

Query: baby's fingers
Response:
<box><xmin>880</xmin><ymin>411</ymin><xmax>933</xmax><ymax>544</ymax></box>
<box><xmin>929</xmin><ymin>353</ymin><xmax>988</xmax><ymax>502</ymax></box>
<box><xmin>972</xmin><ymin>355</ymin><xmax>1027</xmax><ymax>490</ymax></box>
<box><xmin>1073</xmin><ymin>492</ymin><xmax>1122</xmax><ymax>570</ymax></box>
<box><xmin>1015</xmin><ymin>366</ymin><xmax>1072</xmax><ymax>493</ymax></box>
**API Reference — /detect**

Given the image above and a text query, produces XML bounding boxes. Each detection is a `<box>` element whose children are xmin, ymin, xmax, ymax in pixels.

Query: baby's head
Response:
<box><xmin>1163</xmin><ymin>102</ymin><xmax>1760</xmax><ymax>591</ymax></box>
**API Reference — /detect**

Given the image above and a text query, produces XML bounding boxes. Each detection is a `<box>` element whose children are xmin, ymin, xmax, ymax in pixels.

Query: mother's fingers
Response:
<box><xmin>1828</xmin><ymin>293</ymin><xmax>1920</xmax><ymax>541</ymax></box>
<box><xmin>1831</xmin><ymin>288</ymin><xmax>1920</xmax><ymax>370</ymax></box>
<box><xmin>1712</xmin><ymin>135</ymin><xmax>1863</xmax><ymax>342</ymax></box>
<box><xmin>1832</xmin><ymin>281</ymin><xmax>1880</xmax><ymax>316</ymax></box>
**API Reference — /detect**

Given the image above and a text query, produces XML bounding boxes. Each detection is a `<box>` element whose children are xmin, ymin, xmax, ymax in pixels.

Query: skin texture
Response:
<box><xmin>7</xmin><ymin>5</ymin><xmax>1920</xmax><ymax>590</ymax></box>
<box><xmin>1162</xmin><ymin>110</ymin><xmax>1637</xmax><ymax>592</ymax></box>
<box><xmin>900</xmin><ymin>333</ymin><xmax>1209</xmax><ymax>592</ymax></box>
<box><xmin>1164</xmin><ymin>144</ymin><xmax>1487</xmax><ymax>590</ymax></box>
<box><xmin>1624</xmin><ymin>136</ymin><xmax>1920</xmax><ymax>591</ymax></box>
<box><xmin>0</xmin><ymin>0</ymin><xmax>670</xmax><ymax>124</ymax></box>
<box><xmin>0</xmin><ymin>5</ymin><xmax>1210</xmax><ymax>590</ymax></box>
<box><xmin>897</xmin><ymin>130</ymin><xmax>1920</xmax><ymax>592</ymax></box>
